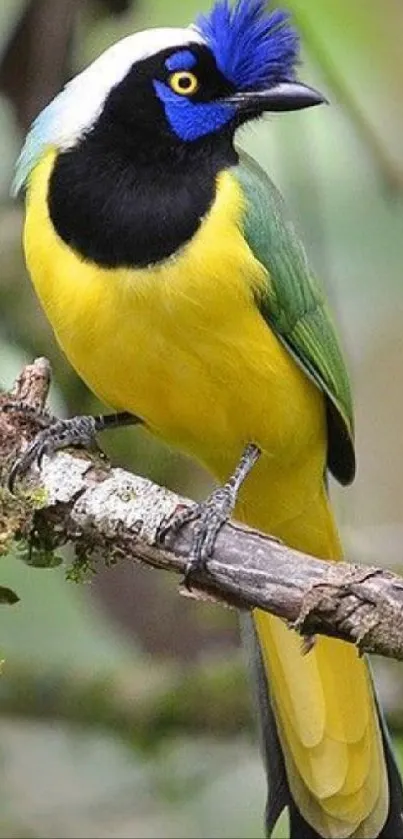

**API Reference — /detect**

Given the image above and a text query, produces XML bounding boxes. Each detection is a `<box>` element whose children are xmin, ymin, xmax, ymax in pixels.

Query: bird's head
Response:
<box><xmin>14</xmin><ymin>0</ymin><xmax>326</xmax><ymax>193</ymax></box>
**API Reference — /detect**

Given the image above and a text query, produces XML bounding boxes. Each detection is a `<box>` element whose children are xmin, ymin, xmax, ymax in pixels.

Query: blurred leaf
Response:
<box><xmin>17</xmin><ymin>547</ymin><xmax>64</xmax><ymax>570</ymax></box>
<box><xmin>284</xmin><ymin>0</ymin><xmax>403</xmax><ymax>189</ymax></box>
<box><xmin>0</xmin><ymin>586</ymin><xmax>19</xmax><ymax>605</ymax></box>
<box><xmin>0</xmin><ymin>0</ymin><xmax>28</xmax><ymax>61</ymax></box>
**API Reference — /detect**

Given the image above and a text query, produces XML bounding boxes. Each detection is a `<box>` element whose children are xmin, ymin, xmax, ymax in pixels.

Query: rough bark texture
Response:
<box><xmin>1</xmin><ymin>359</ymin><xmax>403</xmax><ymax>661</ymax></box>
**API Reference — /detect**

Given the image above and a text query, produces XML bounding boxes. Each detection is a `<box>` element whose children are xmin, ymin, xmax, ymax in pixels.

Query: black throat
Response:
<box><xmin>48</xmin><ymin>117</ymin><xmax>238</xmax><ymax>270</ymax></box>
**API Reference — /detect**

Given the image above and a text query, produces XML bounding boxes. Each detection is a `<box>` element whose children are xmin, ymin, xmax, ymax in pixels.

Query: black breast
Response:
<box><xmin>48</xmin><ymin>128</ymin><xmax>237</xmax><ymax>270</ymax></box>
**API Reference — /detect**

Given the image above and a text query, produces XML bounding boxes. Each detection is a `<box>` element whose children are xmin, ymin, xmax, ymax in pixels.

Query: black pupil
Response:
<box><xmin>178</xmin><ymin>75</ymin><xmax>193</xmax><ymax>90</ymax></box>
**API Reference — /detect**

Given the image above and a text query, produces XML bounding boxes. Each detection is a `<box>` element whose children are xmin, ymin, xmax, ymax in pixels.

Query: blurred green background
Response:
<box><xmin>1</xmin><ymin>1</ymin><xmax>403</xmax><ymax>837</ymax></box>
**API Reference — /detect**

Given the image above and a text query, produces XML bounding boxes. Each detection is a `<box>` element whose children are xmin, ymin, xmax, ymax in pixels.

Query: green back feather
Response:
<box><xmin>234</xmin><ymin>151</ymin><xmax>355</xmax><ymax>485</ymax></box>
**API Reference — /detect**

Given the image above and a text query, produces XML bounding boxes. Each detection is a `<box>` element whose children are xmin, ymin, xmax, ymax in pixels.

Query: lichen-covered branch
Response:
<box><xmin>1</xmin><ymin>360</ymin><xmax>403</xmax><ymax>661</ymax></box>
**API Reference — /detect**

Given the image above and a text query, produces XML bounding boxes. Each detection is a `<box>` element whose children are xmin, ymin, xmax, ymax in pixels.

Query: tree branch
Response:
<box><xmin>1</xmin><ymin>360</ymin><xmax>403</xmax><ymax>661</ymax></box>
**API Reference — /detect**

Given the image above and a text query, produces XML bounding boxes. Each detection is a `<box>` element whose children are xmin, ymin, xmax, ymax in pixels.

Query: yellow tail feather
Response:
<box><xmin>239</xmin><ymin>486</ymin><xmax>388</xmax><ymax>838</ymax></box>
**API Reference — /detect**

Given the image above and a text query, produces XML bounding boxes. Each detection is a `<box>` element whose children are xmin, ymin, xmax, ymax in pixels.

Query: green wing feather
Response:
<box><xmin>234</xmin><ymin>151</ymin><xmax>355</xmax><ymax>485</ymax></box>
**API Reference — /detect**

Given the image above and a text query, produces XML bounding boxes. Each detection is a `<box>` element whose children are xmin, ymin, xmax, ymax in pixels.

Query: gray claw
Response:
<box><xmin>156</xmin><ymin>504</ymin><xmax>199</xmax><ymax>547</ymax></box>
<box><xmin>160</xmin><ymin>445</ymin><xmax>261</xmax><ymax>590</ymax></box>
<box><xmin>8</xmin><ymin>415</ymin><xmax>97</xmax><ymax>493</ymax></box>
<box><xmin>162</xmin><ymin>485</ymin><xmax>237</xmax><ymax>590</ymax></box>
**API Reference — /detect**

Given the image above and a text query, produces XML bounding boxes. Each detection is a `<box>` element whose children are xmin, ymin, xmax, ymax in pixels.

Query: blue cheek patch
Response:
<box><xmin>165</xmin><ymin>51</ymin><xmax>197</xmax><ymax>72</ymax></box>
<box><xmin>153</xmin><ymin>81</ymin><xmax>236</xmax><ymax>142</ymax></box>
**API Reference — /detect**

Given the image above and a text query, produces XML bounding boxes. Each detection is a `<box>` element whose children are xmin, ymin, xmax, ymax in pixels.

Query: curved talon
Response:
<box><xmin>7</xmin><ymin>415</ymin><xmax>97</xmax><ymax>493</ymax></box>
<box><xmin>36</xmin><ymin>440</ymin><xmax>50</xmax><ymax>468</ymax></box>
<box><xmin>8</xmin><ymin>433</ymin><xmax>50</xmax><ymax>493</ymax></box>
<box><xmin>159</xmin><ymin>446</ymin><xmax>261</xmax><ymax>590</ymax></box>
<box><xmin>7</xmin><ymin>411</ymin><xmax>142</xmax><ymax>494</ymax></box>
<box><xmin>160</xmin><ymin>489</ymin><xmax>236</xmax><ymax>589</ymax></box>
<box><xmin>184</xmin><ymin>557</ymin><xmax>201</xmax><ymax>591</ymax></box>
<box><xmin>156</xmin><ymin>504</ymin><xmax>198</xmax><ymax>547</ymax></box>
<box><xmin>8</xmin><ymin>458</ymin><xmax>24</xmax><ymax>494</ymax></box>
<box><xmin>3</xmin><ymin>401</ymin><xmax>62</xmax><ymax>492</ymax></box>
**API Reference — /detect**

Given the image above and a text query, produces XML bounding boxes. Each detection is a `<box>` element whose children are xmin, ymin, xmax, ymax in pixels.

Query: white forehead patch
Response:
<box><xmin>13</xmin><ymin>26</ymin><xmax>205</xmax><ymax>195</ymax></box>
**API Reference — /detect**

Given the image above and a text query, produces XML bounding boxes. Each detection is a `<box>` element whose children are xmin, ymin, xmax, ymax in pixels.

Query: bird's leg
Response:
<box><xmin>159</xmin><ymin>443</ymin><xmax>261</xmax><ymax>587</ymax></box>
<box><xmin>3</xmin><ymin>404</ymin><xmax>141</xmax><ymax>492</ymax></box>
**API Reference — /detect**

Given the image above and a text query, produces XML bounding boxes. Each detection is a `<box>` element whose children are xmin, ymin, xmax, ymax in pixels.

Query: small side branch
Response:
<box><xmin>1</xmin><ymin>360</ymin><xmax>403</xmax><ymax>660</ymax></box>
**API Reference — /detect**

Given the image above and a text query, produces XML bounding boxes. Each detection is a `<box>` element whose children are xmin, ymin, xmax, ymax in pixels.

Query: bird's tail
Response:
<box><xmin>244</xmin><ymin>615</ymin><xmax>403</xmax><ymax>838</ymax></box>
<box><xmin>239</xmin><ymin>487</ymin><xmax>403</xmax><ymax>838</ymax></box>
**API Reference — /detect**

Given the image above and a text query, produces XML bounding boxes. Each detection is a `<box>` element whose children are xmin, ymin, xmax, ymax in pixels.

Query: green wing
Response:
<box><xmin>234</xmin><ymin>151</ymin><xmax>355</xmax><ymax>485</ymax></box>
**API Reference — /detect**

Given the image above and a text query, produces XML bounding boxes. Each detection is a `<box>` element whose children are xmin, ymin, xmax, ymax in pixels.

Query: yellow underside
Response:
<box><xmin>24</xmin><ymin>149</ymin><xmax>388</xmax><ymax>837</ymax></box>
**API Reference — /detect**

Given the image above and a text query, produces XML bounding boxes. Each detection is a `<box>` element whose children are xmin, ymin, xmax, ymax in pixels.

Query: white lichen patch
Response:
<box><xmin>71</xmin><ymin>469</ymin><xmax>188</xmax><ymax>544</ymax></box>
<box><xmin>42</xmin><ymin>453</ymin><xmax>93</xmax><ymax>504</ymax></box>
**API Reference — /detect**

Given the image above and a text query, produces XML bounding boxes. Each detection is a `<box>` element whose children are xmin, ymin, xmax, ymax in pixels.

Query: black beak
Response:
<box><xmin>224</xmin><ymin>81</ymin><xmax>328</xmax><ymax>114</ymax></box>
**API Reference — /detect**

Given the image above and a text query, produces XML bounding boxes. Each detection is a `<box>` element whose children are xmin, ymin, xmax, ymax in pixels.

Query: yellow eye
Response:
<box><xmin>169</xmin><ymin>71</ymin><xmax>200</xmax><ymax>96</ymax></box>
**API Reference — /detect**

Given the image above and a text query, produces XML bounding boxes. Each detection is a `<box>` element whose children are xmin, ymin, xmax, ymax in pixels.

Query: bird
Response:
<box><xmin>11</xmin><ymin>0</ymin><xmax>403</xmax><ymax>836</ymax></box>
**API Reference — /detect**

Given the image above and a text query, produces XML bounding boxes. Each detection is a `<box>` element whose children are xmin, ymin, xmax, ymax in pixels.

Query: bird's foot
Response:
<box><xmin>159</xmin><ymin>484</ymin><xmax>239</xmax><ymax>588</ymax></box>
<box><xmin>5</xmin><ymin>406</ymin><xmax>141</xmax><ymax>492</ymax></box>
<box><xmin>159</xmin><ymin>443</ymin><xmax>261</xmax><ymax>589</ymax></box>
<box><xmin>7</xmin><ymin>414</ymin><xmax>99</xmax><ymax>492</ymax></box>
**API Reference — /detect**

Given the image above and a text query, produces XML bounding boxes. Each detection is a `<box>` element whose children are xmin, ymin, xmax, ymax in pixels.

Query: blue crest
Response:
<box><xmin>196</xmin><ymin>0</ymin><xmax>299</xmax><ymax>90</ymax></box>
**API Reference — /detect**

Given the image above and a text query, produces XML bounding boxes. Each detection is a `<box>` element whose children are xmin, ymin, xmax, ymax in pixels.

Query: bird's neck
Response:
<box><xmin>47</xmin><ymin>127</ymin><xmax>238</xmax><ymax>270</ymax></box>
